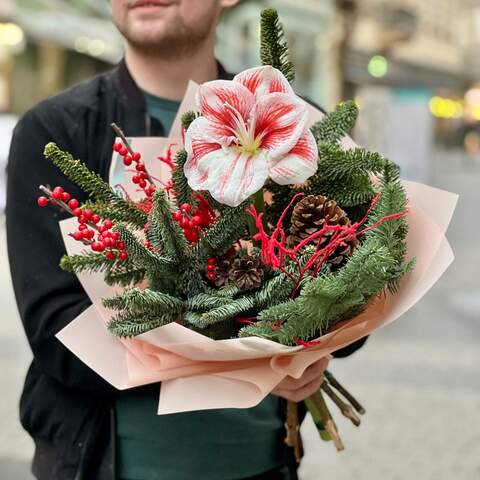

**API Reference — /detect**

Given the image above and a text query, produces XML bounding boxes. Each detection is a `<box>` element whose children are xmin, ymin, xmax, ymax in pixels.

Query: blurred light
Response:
<box><xmin>429</xmin><ymin>96</ymin><xmax>464</xmax><ymax>119</ymax></box>
<box><xmin>465</xmin><ymin>87</ymin><xmax>480</xmax><ymax>104</ymax></box>
<box><xmin>74</xmin><ymin>36</ymin><xmax>89</xmax><ymax>53</ymax></box>
<box><xmin>367</xmin><ymin>55</ymin><xmax>388</xmax><ymax>78</ymax></box>
<box><xmin>75</xmin><ymin>37</ymin><xmax>106</xmax><ymax>58</ymax></box>
<box><xmin>0</xmin><ymin>22</ymin><xmax>24</xmax><ymax>48</ymax></box>
<box><xmin>88</xmin><ymin>39</ymin><xmax>106</xmax><ymax>57</ymax></box>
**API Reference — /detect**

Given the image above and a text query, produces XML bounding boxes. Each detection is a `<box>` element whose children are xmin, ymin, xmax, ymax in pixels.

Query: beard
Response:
<box><xmin>116</xmin><ymin>10</ymin><xmax>216</xmax><ymax>60</ymax></box>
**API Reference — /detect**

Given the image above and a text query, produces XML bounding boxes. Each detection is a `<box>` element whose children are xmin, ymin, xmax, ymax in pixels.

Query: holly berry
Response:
<box><xmin>207</xmin><ymin>264</ymin><xmax>216</xmax><ymax>272</ymax></box>
<box><xmin>192</xmin><ymin>215</ymin><xmax>202</xmax><ymax>226</ymax></box>
<box><xmin>68</xmin><ymin>199</ymin><xmax>79</xmax><ymax>210</ymax></box>
<box><xmin>111</xmin><ymin>231</ymin><xmax>120</xmax><ymax>241</ymax></box>
<box><xmin>136</xmin><ymin>163</ymin><xmax>145</xmax><ymax>172</ymax></box>
<box><xmin>73</xmin><ymin>231</ymin><xmax>83</xmax><ymax>241</ymax></box>
<box><xmin>73</xmin><ymin>208</ymin><xmax>83</xmax><ymax>217</ymax></box>
<box><xmin>180</xmin><ymin>203</ymin><xmax>192</xmax><ymax>214</ymax></box>
<box><xmin>207</xmin><ymin>257</ymin><xmax>217</xmax><ymax>266</ymax></box>
<box><xmin>132</xmin><ymin>152</ymin><xmax>141</xmax><ymax>162</ymax></box>
<box><xmin>103</xmin><ymin>237</ymin><xmax>114</xmax><ymax>248</ymax></box>
<box><xmin>103</xmin><ymin>220</ymin><xmax>113</xmax><ymax>229</ymax></box>
<box><xmin>77</xmin><ymin>215</ymin><xmax>87</xmax><ymax>224</ymax></box>
<box><xmin>184</xmin><ymin>229</ymin><xmax>199</xmax><ymax>243</ymax></box>
<box><xmin>119</xmin><ymin>147</ymin><xmax>128</xmax><ymax>157</ymax></box>
<box><xmin>61</xmin><ymin>192</ymin><xmax>70</xmax><ymax>202</ymax></box>
<box><xmin>117</xmin><ymin>241</ymin><xmax>126</xmax><ymax>251</ymax></box>
<box><xmin>52</xmin><ymin>186</ymin><xmax>64</xmax><ymax>200</ymax></box>
<box><xmin>82</xmin><ymin>229</ymin><xmax>95</xmax><ymax>240</ymax></box>
<box><xmin>91</xmin><ymin>214</ymin><xmax>101</xmax><ymax>224</ymax></box>
<box><xmin>172</xmin><ymin>211</ymin><xmax>182</xmax><ymax>222</ymax></box>
<box><xmin>123</xmin><ymin>155</ymin><xmax>133</xmax><ymax>166</ymax></box>
<box><xmin>105</xmin><ymin>251</ymin><xmax>116</xmax><ymax>260</ymax></box>
<box><xmin>37</xmin><ymin>196</ymin><xmax>49</xmax><ymax>207</ymax></box>
<box><xmin>180</xmin><ymin>217</ymin><xmax>189</xmax><ymax>229</ymax></box>
<box><xmin>113</xmin><ymin>142</ymin><xmax>123</xmax><ymax>152</ymax></box>
<box><xmin>78</xmin><ymin>224</ymin><xmax>88</xmax><ymax>231</ymax></box>
<box><xmin>119</xmin><ymin>251</ymin><xmax>129</xmax><ymax>261</ymax></box>
<box><xmin>132</xmin><ymin>175</ymin><xmax>140</xmax><ymax>184</ymax></box>
<box><xmin>207</xmin><ymin>271</ymin><xmax>217</xmax><ymax>281</ymax></box>
<box><xmin>83</xmin><ymin>209</ymin><xmax>93</xmax><ymax>220</ymax></box>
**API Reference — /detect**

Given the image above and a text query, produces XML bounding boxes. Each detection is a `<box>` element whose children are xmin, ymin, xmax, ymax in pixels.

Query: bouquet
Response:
<box><xmin>37</xmin><ymin>9</ymin><xmax>457</xmax><ymax>456</ymax></box>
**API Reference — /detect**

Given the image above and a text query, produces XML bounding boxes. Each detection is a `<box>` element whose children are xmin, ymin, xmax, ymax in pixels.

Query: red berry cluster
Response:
<box><xmin>172</xmin><ymin>201</ymin><xmax>215</xmax><ymax>244</ymax></box>
<box><xmin>38</xmin><ymin>186</ymin><xmax>128</xmax><ymax>261</ymax></box>
<box><xmin>205</xmin><ymin>257</ymin><xmax>218</xmax><ymax>282</ymax></box>
<box><xmin>113</xmin><ymin>142</ymin><xmax>156</xmax><ymax>197</ymax></box>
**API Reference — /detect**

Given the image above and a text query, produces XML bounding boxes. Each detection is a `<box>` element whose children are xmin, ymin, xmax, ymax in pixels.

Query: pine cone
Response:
<box><xmin>228</xmin><ymin>255</ymin><xmax>264</xmax><ymax>290</ymax></box>
<box><xmin>288</xmin><ymin>195</ymin><xmax>358</xmax><ymax>265</ymax></box>
<box><xmin>213</xmin><ymin>259</ymin><xmax>232</xmax><ymax>287</ymax></box>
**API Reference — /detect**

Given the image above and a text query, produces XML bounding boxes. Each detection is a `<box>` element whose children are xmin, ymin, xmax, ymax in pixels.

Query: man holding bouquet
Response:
<box><xmin>7</xmin><ymin>1</ymin><xmax>365</xmax><ymax>479</ymax></box>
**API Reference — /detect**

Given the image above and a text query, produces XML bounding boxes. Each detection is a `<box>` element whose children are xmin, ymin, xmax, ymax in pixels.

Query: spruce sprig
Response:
<box><xmin>260</xmin><ymin>8</ymin><xmax>295</xmax><ymax>82</ymax></box>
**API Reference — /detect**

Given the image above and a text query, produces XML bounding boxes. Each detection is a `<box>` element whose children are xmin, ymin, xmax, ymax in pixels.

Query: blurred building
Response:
<box><xmin>0</xmin><ymin>0</ymin><xmax>122</xmax><ymax>115</ymax></box>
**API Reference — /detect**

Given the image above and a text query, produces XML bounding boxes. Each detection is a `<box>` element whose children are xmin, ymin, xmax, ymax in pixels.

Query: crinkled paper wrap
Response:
<box><xmin>56</xmin><ymin>85</ymin><xmax>458</xmax><ymax>414</ymax></box>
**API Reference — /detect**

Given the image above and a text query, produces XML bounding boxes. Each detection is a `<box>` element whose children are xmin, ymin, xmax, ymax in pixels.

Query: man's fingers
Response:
<box><xmin>273</xmin><ymin>375</ymin><xmax>324</xmax><ymax>403</ymax></box>
<box><xmin>275</xmin><ymin>357</ymin><xmax>329</xmax><ymax>391</ymax></box>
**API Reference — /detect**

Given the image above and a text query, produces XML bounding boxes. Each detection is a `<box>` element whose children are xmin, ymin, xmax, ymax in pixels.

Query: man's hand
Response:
<box><xmin>271</xmin><ymin>356</ymin><xmax>331</xmax><ymax>402</ymax></box>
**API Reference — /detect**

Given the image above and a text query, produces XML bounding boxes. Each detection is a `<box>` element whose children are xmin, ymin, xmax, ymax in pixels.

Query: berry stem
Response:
<box><xmin>111</xmin><ymin>122</ymin><xmax>155</xmax><ymax>187</ymax></box>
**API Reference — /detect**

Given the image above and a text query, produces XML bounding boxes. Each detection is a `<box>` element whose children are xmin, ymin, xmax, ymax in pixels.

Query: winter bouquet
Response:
<box><xmin>37</xmin><ymin>9</ymin><xmax>456</xmax><ymax>455</ymax></box>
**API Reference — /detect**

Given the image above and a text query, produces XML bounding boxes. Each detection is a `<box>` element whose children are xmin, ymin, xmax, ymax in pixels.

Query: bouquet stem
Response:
<box><xmin>321</xmin><ymin>382</ymin><xmax>361</xmax><ymax>427</ymax></box>
<box><xmin>284</xmin><ymin>401</ymin><xmax>303</xmax><ymax>463</ymax></box>
<box><xmin>307</xmin><ymin>390</ymin><xmax>345</xmax><ymax>451</ymax></box>
<box><xmin>324</xmin><ymin>370</ymin><xmax>366</xmax><ymax>415</ymax></box>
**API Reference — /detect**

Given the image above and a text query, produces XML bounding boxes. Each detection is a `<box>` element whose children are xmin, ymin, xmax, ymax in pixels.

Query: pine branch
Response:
<box><xmin>311</xmin><ymin>100</ymin><xmax>359</xmax><ymax>145</ymax></box>
<box><xmin>44</xmin><ymin>143</ymin><xmax>148</xmax><ymax>228</ymax></box>
<box><xmin>171</xmin><ymin>149</ymin><xmax>197</xmax><ymax>208</ymax></box>
<box><xmin>260</xmin><ymin>8</ymin><xmax>295</xmax><ymax>82</ymax></box>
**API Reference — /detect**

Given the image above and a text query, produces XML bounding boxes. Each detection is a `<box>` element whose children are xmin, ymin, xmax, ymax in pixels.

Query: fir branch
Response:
<box><xmin>260</xmin><ymin>8</ymin><xmax>295</xmax><ymax>82</ymax></box>
<box><xmin>192</xmin><ymin>204</ymin><xmax>249</xmax><ymax>262</ymax></box>
<box><xmin>60</xmin><ymin>252</ymin><xmax>114</xmax><ymax>274</ymax></box>
<box><xmin>104</xmin><ymin>267</ymin><xmax>146</xmax><ymax>287</ymax></box>
<box><xmin>103</xmin><ymin>288</ymin><xmax>184</xmax><ymax>316</ymax></box>
<box><xmin>149</xmin><ymin>190</ymin><xmax>190</xmax><ymax>261</ymax></box>
<box><xmin>243</xmin><ymin>240</ymin><xmax>396</xmax><ymax>344</ymax></box>
<box><xmin>181</xmin><ymin>111</ymin><xmax>197</xmax><ymax>131</ymax></box>
<box><xmin>171</xmin><ymin>149</ymin><xmax>197</xmax><ymax>208</ymax></box>
<box><xmin>317</xmin><ymin>145</ymin><xmax>388</xmax><ymax>181</ymax></box>
<box><xmin>311</xmin><ymin>100</ymin><xmax>359</xmax><ymax>145</ymax></box>
<box><xmin>107</xmin><ymin>312</ymin><xmax>173</xmax><ymax>338</ymax></box>
<box><xmin>113</xmin><ymin>223</ymin><xmax>174</xmax><ymax>271</ymax></box>
<box><xmin>44</xmin><ymin>143</ymin><xmax>148</xmax><ymax>228</ymax></box>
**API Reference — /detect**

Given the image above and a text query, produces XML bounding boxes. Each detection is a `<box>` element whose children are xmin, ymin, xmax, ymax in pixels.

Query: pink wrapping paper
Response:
<box><xmin>55</xmin><ymin>97</ymin><xmax>458</xmax><ymax>414</ymax></box>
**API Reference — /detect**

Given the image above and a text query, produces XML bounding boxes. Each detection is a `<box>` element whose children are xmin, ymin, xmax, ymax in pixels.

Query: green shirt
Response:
<box><xmin>115</xmin><ymin>91</ymin><xmax>285</xmax><ymax>480</ymax></box>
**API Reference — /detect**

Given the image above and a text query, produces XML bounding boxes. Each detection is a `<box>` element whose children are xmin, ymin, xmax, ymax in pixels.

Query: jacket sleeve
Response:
<box><xmin>6</xmin><ymin>105</ymin><xmax>116</xmax><ymax>397</ymax></box>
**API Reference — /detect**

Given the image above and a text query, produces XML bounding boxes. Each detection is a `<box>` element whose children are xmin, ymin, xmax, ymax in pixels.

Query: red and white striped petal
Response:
<box><xmin>196</xmin><ymin>79</ymin><xmax>254</xmax><ymax>146</ymax></box>
<box><xmin>184</xmin><ymin>117</ymin><xmax>223</xmax><ymax>170</ymax></box>
<box><xmin>234</xmin><ymin>66</ymin><xmax>294</xmax><ymax>99</ymax></box>
<box><xmin>268</xmin><ymin>130</ymin><xmax>318</xmax><ymax>185</ymax></box>
<box><xmin>185</xmin><ymin>145</ymin><xmax>269</xmax><ymax>208</ymax></box>
<box><xmin>254</xmin><ymin>92</ymin><xmax>308</xmax><ymax>160</ymax></box>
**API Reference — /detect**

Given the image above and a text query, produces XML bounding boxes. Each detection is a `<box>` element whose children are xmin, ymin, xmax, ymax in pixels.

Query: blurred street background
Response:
<box><xmin>0</xmin><ymin>0</ymin><xmax>479</xmax><ymax>479</ymax></box>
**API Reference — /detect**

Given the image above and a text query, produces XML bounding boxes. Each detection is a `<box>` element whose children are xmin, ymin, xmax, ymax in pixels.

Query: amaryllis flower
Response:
<box><xmin>184</xmin><ymin>66</ymin><xmax>318</xmax><ymax>207</ymax></box>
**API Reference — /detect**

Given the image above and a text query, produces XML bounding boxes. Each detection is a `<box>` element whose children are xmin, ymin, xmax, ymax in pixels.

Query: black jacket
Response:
<box><xmin>6</xmin><ymin>60</ymin><xmax>366</xmax><ymax>480</ymax></box>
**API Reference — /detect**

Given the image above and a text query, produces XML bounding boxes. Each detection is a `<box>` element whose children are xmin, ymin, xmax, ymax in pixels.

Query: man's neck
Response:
<box><xmin>125</xmin><ymin>41</ymin><xmax>219</xmax><ymax>101</ymax></box>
